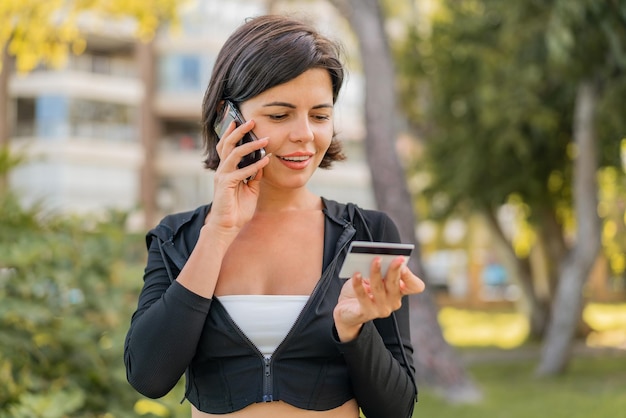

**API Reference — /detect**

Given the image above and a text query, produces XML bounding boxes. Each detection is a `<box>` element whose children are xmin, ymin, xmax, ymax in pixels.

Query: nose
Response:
<box><xmin>289</xmin><ymin>115</ymin><xmax>315</xmax><ymax>143</ymax></box>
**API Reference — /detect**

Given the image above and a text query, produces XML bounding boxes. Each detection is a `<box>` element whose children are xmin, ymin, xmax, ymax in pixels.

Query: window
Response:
<box><xmin>158</xmin><ymin>54</ymin><xmax>211</xmax><ymax>92</ymax></box>
<box><xmin>13</xmin><ymin>96</ymin><xmax>137</xmax><ymax>142</ymax></box>
<box><xmin>15</xmin><ymin>98</ymin><xmax>35</xmax><ymax>137</ymax></box>
<box><xmin>15</xmin><ymin>95</ymin><xmax>70</xmax><ymax>139</ymax></box>
<box><xmin>36</xmin><ymin>95</ymin><xmax>69</xmax><ymax>139</ymax></box>
<box><xmin>161</xmin><ymin>120</ymin><xmax>201</xmax><ymax>151</ymax></box>
<box><xmin>68</xmin><ymin>99</ymin><xmax>137</xmax><ymax>141</ymax></box>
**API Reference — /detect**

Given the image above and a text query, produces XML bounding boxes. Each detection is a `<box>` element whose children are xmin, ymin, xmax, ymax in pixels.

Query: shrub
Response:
<box><xmin>0</xmin><ymin>151</ymin><xmax>148</xmax><ymax>417</ymax></box>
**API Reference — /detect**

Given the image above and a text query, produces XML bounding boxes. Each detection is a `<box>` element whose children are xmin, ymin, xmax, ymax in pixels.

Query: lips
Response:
<box><xmin>278</xmin><ymin>151</ymin><xmax>314</xmax><ymax>161</ymax></box>
<box><xmin>278</xmin><ymin>155</ymin><xmax>311</xmax><ymax>162</ymax></box>
<box><xmin>276</xmin><ymin>152</ymin><xmax>314</xmax><ymax>169</ymax></box>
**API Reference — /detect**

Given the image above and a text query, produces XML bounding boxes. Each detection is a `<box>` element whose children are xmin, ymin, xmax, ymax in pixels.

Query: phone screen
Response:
<box><xmin>214</xmin><ymin>101</ymin><xmax>266</xmax><ymax>169</ymax></box>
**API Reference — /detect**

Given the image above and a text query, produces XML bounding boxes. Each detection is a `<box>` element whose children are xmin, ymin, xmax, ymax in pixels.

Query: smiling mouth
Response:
<box><xmin>279</xmin><ymin>155</ymin><xmax>311</xmax><ymax>162</ymax></box>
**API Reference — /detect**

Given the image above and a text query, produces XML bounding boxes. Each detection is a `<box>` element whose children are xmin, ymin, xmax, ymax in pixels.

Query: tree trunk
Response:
<box><xmin>536</xmin><ymin>80</ymin><xmax>602</xmax><ymax>376</ymax></box>
<box><xmin>483</xmin><ymin>209</ymin><xmax>550</xmax><ymax>339</ymax></box>
<box><xmin>329</xmin><ymin>0</ymin><xmax>481</xmax><ymax>403</ymax></box>
<box><xmin>136</xmin><ymin>40</ymin><xmax>159</xmax><ymax>229</ymax></box>
<box><xmin>536</xmin><ymin>206</ymin><xmax>569</xmax><ymax>299</ymax></box>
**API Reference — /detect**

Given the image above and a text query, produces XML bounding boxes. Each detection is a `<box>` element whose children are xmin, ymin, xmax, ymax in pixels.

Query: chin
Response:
<box><xmin>266</xmin><ymin>172</ymin><xmax>314</xmax><ymax>190</ymax></box>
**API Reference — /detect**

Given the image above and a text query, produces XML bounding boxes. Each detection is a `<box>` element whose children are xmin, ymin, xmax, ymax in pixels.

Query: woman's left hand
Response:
<box><xmin>333</xmin><ymin>256</ymin><xmax>425</xmax><ymax>342</ymax></box>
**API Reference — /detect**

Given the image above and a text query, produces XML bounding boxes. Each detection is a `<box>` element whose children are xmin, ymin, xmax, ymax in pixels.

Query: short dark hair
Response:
<box><xmin>201</xmin><ymin>14</ymin><xmax>346</xmax><ymax>170</ymax></box>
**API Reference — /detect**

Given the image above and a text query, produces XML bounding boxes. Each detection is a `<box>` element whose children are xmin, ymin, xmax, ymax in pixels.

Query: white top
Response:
<box><xmin>218</xmin><ymin>295</ymin><xmax>309</xmax><ymax>358</ymax></box>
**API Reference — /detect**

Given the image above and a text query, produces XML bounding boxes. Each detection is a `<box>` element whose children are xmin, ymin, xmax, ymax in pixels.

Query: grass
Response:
<box><xmin>413</xmin><ymin>354</ymin><xmax>626</xmax><ymax>418</ymax></box>
<box><xmin>412</xmin><ymin>303</ymin><xmax>626</xmax><ymax>418</ymax></box>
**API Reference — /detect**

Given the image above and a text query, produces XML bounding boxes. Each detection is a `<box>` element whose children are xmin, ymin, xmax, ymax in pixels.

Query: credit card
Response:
<box><xmin>339</xmin><ymin>241</ymin><xmax>414</xmax><ymax>278</ymax></box>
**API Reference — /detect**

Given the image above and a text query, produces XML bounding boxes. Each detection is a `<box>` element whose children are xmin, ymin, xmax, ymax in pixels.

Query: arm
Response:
<box><xmin>124</xmin><ymin>121</ymin><xmax>270</xmax><ymax>398</ymax></box>
<box><xmin>124</xmin><ymin>238</ymin><xmax>212</xmax><ymax>398</ymax></box>
<box><xmin>338</xmin><ymin>302</ymin><xmax>416</xmax><ymax>418</ymax></box>
<box><xmin>124</xmin><ymin>219</ymin><xmax>242</xmax><ymax>398</ymax></box>
<box><xmin>334</xmin><ymin>211</ymin><xmax>421</xmax><ymax>417</ymax></box>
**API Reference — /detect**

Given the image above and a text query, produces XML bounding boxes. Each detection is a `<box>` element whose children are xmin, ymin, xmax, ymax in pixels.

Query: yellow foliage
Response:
<box><xmin>505</xmin><ymin>194</ymin><xmax>536</xmax><ymax>258</ymax></box>
<box><xmin>134</xmin><ymin>399</ymin><xmax>170</xmax><ymax>417</ymax></box>
<box><xmin>608</xmin><ymin>252</ymin><xmax>625</xmax><ymax>275</ymax></box>
<box><xmin>438</xmin><ymin>307</ymin><xmax>529</xmax><ymax>349</ymax></box>
<box><xmin>547</xmin><ymin>170</ymin><xmax>564</xmax><ymax>193</ymax></box>
<box><xmin>0</xmin><ymin>0</ymin><xmax>181</xmax><ymax>73</ymax></box>
<box><xmin>439</xmin><ymin>304</ymin><xmax>626</xmax><ymax>349</ymax></box>
<box><xmin>583</xmin><ymin>303</ymin><xmax>626</xmax><ymax>332</ymax></box>
<box><xmin>99</xmin><ymin>333</ymin><xmax>113</xmax><ymax>350</ymax></box>
<box><xmin>0</xmin><ymin>359</ymin><xmax>18</xmax><ymax>397</ymax></box>
<box><xmin>33</xmin><ymin>332</ymin><xmax>54</xmax><ymax>347</ymax></box>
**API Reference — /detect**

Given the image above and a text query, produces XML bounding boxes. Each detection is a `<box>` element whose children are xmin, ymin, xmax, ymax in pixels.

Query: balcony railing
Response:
<box><xmin>13</xmin><ymin>122</ymin><xmax>138</xmax><ymax>142</ymax></box>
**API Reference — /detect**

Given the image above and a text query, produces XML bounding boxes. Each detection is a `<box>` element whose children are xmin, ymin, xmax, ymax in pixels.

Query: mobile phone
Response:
<box><xmin>338</xmin><ymin>241</ymin><xmax>414</xmax><ymax>278</ymax></box>
<box><xmin>214</xmin><ymin>100</ymin><xmax>266</xmax><ymax>172</ymax></box>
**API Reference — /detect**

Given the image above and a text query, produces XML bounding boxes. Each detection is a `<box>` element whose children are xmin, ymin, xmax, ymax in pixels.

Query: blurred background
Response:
<box><xmin>1</xmin><ymin>0</ymin><xmax>625</xmax><ymax>417</ymax></box>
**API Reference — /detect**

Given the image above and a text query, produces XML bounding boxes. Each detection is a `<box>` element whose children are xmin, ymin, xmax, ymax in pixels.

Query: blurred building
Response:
<box><xmin>4</xmin><ymin>0</ymin><xmax>374</xmax><ymax>229</ymax></box>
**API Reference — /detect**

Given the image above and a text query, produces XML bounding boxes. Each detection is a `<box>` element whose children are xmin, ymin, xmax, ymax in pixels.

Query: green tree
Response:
<box><xmin>395</xmin><ymin>0</ymin><xmax>626</xmax><ymax>375</ymax></box>
<box><xmin>536</xmin><ymin>0</ymin><xmax>626</xmax><ymax>376</ymax></box>
<box><xmin>327</xmin><ymin>0</ymin><xmax>482</xmax><ymax>403</ymax></box>
<box><xmin>398</xmin><ymin>0</ymin><xmax>577</xmax><ymax>340</ymax></box>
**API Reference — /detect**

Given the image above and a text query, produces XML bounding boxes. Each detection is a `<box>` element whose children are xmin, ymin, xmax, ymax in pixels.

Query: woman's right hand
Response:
<box><xmin>176</xmin><ymin>120</ymin><xmax>269</xmax><ymax>299</ymax></box>
<box><xmin>206</xmin><ymin>119</ymin><xmax>270</xmax><ymax>233</ymax></box>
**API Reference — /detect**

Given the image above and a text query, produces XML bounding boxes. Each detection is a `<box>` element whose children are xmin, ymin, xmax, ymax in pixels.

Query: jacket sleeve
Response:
<box><xmin>124</xmin><ymin>235</ymin><xmax>212</xmax><ymax>399</ymax></box>
<box><xmin>337</xmin><ymin>210</ymin><xmax>417</xmax><ymax>418</ymax></box>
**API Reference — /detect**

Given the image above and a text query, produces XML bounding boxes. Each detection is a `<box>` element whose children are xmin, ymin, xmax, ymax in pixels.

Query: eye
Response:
<box><xmin>312</xmin><ymin>114</ymin><xmax>331</xmax><ymax>121</ymax></box>
<box><xmin>269</xmin><ymin>114</ymin><xmax>288</xmax><ymax>121</ymax></box>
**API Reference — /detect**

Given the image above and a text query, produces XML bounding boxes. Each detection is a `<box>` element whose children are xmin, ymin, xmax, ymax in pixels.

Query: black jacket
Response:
<box><xmin>124</xmin><ymin>198</ymin><xmax>416</xmax><ymax>417</ymax></box>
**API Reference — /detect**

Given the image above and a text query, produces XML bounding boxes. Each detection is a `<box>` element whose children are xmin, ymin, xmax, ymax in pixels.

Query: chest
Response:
<box><xmin>215</xmin><ymin>211</ymin><xmax>325</xmax><ymax>296</ymax></box>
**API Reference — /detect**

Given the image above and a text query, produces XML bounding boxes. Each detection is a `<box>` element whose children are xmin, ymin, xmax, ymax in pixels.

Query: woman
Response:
<box><xmin>124</xmin><ymin>14</ymin><xmax>425</xmax><ymax>418</ymax></box>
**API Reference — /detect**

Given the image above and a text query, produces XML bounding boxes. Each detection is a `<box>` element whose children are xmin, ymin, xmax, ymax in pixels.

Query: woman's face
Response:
<box><xmin>239</xmin><ymin>68</ymin><xmax>334</xmax><ymax>190</ymax></box>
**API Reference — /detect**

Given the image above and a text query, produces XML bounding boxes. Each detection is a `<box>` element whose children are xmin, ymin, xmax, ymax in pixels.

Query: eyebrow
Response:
<box><xmin>262</xmin><ymin>101</ymin><xmax>334</xmax><ymax>110</ymax></box>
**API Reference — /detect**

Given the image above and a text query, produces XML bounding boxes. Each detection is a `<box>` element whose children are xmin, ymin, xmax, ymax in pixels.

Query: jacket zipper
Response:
<box><xmin>215</xmin><ymin>300</ymin><xmax>275</xmax><ymax>402</ymax></box>
<box><xmin>262</xmin><ymin>357</ymin><xmax>273</xmax><ymax>402</ymax></box>
<box><xmin>214</xmin><ymin>221</ymin><xmax>355</xmax><ymax>403</ymax></box>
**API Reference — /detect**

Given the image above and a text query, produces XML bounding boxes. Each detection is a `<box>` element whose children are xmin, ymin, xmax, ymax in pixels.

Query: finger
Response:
<box><xmin>239</xmin><ymin>152</ymin><xmax>272</xmax><ymax>184</ymax></box>
<box><xmin>351</xmin><ymin>273</ymin><xmax>374</xmax><ymax>302</ymax></box>
<box><xmin>369</xmin><ymin>257</ymin><xmax>399</xmax><ymax>310</ymax></box>
<box><xmin>368</xmin><ymin>257</ymin><xmax>407</xmax><ymax>316</ymax></box>
<box><xmin>367</xmin><ymin>257</ymin><xmax>385</xmax><ymax>293</ymax></box>
<box><xmin>233</xmin><ymin>136</ymin><xmax>269</xmax><ymax>160</ymax></box>
<box><xmin>217</xmin><ymin>119</ymin><xmax>256</xmax><ymax>160</ymax></box>
<box><xmin>384</xmin><ymin>256</ymin><xmax>405</xmax><ymax>291</ymax></box>
<box><xmin>221</xmin><ymin>136</ymin><xmax>269</xmax><ymax>177</ymax></box>
<box><xmin>399</xmin><ymin>267</ymin><xmax>426</xmax><ymax>294</ymax></box>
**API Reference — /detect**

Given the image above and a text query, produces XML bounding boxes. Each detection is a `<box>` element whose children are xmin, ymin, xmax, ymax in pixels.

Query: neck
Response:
<box><xmin>255</xmin><ymin>187</ymin><xmax>322</xmax><ymax>212</ymax></box>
